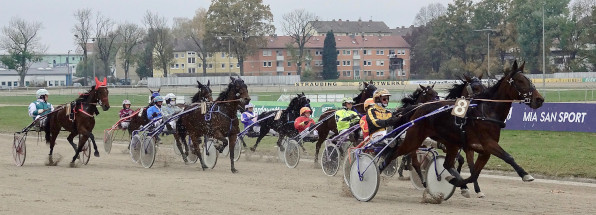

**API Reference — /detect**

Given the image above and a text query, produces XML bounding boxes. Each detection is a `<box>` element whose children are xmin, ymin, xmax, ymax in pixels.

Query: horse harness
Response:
<box><xmin>205</xmin><ymin>103</ymin><xmax>237</xmax><ymax>137</ymax></box>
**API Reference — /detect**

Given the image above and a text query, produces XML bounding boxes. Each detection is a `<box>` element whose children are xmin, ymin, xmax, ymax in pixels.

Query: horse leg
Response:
<box><xmin>228</xmin><ymin>132</ymin><xmax>239</xmax><ymax>173</ymax></box>
<box><xmin>275</xmin><ymin>135</ymin><xmax>286</xmax><ymax>151</ymax></box>
<box><xmin>71</xmin><ymin>134</ymin><xmax>89</xmax><ymax>165</ymax></box>
<box><xmin>174</xmin><ymin>132</ymin><xmax>188</xmax><ymax>163</ymax></box>
<box><xmin>444</xmin><ymin>144</ymin><xmax>469</xmax><ymax>187</ymax></box>
<box><xmin>397</xmin><ymin>153</ymin><xmax>411</xmax><ymax>179</ymax></box>
<box><xmin>486</xmin><ymin>142</ymin><xmax>533</xmax><ymax>182</ymax></box>
<box><xmin>410</xmin><ymin>152</ymin><xmax>426</xmax><ymax>187</ymax></box>
<box><xmin>466</xmin><ymin>149</ymin><xmax>485</xmax><ymax>198</ymax></box>
<box><xmin>190</xmin><ymin>132</ymin><xmax>208</xmax><ymax>170</ymax></box>
<box><xmin>88</xmin><ymin>132</ymin><xmax>100</xmax><ymax>157</ymax></box>
<box><xmin>48</xmin><ymin>125</ymin><xmax>61</xmax><ymax>156</ymax></box>
<box><xmin>314</xmin><ymin>128</ymin><xmax>329</xmax><ymax>163</ymax></box>
<box><xmin>456</xmin><ymin>151</ymin><xmax>471</xmax><ymax>198</ymax></box>
<box><xmin>66</xmin><ymin>132</ymin><xmax>77</xmax><ymax>152</ymax></box>
<box><xmin>250</xmin><ymin>127</ymin><xmax>270</xmax><ymax>152</ymax></box>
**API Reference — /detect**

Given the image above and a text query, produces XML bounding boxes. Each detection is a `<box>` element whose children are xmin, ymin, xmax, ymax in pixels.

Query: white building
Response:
<box><xmin>0</xmin><ymin>62</ymin><xmax>70</xmax><ymax>88</ymax></box>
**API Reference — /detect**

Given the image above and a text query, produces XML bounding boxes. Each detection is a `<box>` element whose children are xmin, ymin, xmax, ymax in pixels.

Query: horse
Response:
<box><xmin>178</xmin><ymin>77</ymin><xmax>250</xmax><ymax>173</ymax></box>
<box><xmin>44</xmin><ymin>77</ymin><xmax>111</xmax><ymax>165</ymax></box>
<box><xmin>247</xmin><ymin>93</ymin><xmax>310</xmax><ymax>152</ymax></box>
<box><xmin>312</xmin><ymin>81</ymin><xmax>378</xmax><ymax>163</ymax></box>
<box><xmin>172</xmin><ymin>81</ymin><xmax>213</xmax><ymax>163</ymax></box>
<box><xmin>380</xmin><ymin>61</ymin><xmax>544</xmax><ymax>190</ymax></box>
<box><xmin>126</xmin><ymin>88</ymin><xmax>162</xmax><ymax>138</ymax></box>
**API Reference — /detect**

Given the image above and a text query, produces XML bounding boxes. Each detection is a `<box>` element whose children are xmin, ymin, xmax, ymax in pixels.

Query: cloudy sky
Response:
<box><xmin>0</xmin><ymin>0</ymin><xmax>454</xmax><ymax>54</ymax></box>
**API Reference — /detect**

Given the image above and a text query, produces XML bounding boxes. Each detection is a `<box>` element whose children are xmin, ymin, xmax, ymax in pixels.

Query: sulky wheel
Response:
<box><xmin>349</xmin><ymin>153</ymin><xmax>380</xmax><ymax>202</ymax></box>
<box><xmin>185</xmin><ymin>136</ymin><xmax>199</xmax><ymax>164</ymax></box>
<box><xmin>233</xmin><ymin>137</ymin><xmax>242</xmax><ymax>162</ymax></box>
<box><xmin>202</xmin><ymin>138</ymin><xmax>218</xmax><ymax>169</ymax></box>
<box><xmin>78</xmin><ymin>138</ymin><xmax>92</xmax><ymax>165</ymax></box>
<box><xmin>410</xmin><ymin>151</ymin><xmax>430</xmax><ymax>191</ymax></box>
<box><xmin>284</xmin><ymin>139</ymin><xmax>300</xmax><ymax>169</ymax></box>
<box><xmin>140</xmin><ymin>135</ymin><xmax>157</xmax><ymax>168</ymax></box>
<box><xmin>343</xmin><ymin>149</ymin><xmax>356</xmax><ymax>186</ymax></box>
<box><xmin>103</xmin><ymin>129</ymin><xmax>115</xmax><ymax>154</ymax></box>
<box><xmin>277</xmin><ymin>137</ymin><xmax>289</xmax><ymax>162</ymax></box>
<box><xmin>425</xmin><ymin>155</ymin><xmax>456</xmax><ymax>200</ymax></box>
<box><xmin>321</xmin><ymin>142</ymin><xmax>340</xmax><ymax>176</ymax></box>
<box><xmin>12</xmin><ymin>132</ymin><xmax>27</xmax><ymax>166</ymax></box>
<box><xmin>130</xmin><ymin>134</ymin><xmax>142</xmax><ymax>163</ymax></box>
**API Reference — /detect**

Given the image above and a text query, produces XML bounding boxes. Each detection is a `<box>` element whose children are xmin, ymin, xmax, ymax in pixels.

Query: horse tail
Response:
<box><xmin>44</xmin><ymin>113</ymin><xmax>52</xmax><ymax>143</ymax></box>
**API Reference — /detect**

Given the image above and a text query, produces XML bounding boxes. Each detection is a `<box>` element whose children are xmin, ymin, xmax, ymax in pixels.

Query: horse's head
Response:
<box><xmin>92</xmin><ymin>77</ymin><xmax>110</xmax><ymax>111</ymax></box>
<box><xmin>503</xmin><ymin>61</ymin><xmax>544</xmax><ymax>109</ymax></box>
<box><xmin>355</xmin><ymin>80</ymin><xmax>377</xmax><ymax>104</ymax></box>
<box><xmin>289</xmin><ymin>92</ymin><xmax>310</xmax><ymax>112</ymax></box>
<box><xmin>445</xmin><ymin>74</ymin><xmax>487</xmax><ymax>99</ymax></box>
<box><xmin>192</xmin><ymin>80</ymin><xmax>213</xmax><ymax>103</ymax></box>
<box><xmin>149</xmin><ymin>87</ymin><xmax>161</xmax><ymax>100</ymax></box>
<box><xmin>416</xmin><ymin>84</ymin><xmax>439</xmax><ymax>103</ymax></box>
<box><xmin>227</xmin><ymin>76</ymin><xmax>251</xmax><ymax>106</ymax></box>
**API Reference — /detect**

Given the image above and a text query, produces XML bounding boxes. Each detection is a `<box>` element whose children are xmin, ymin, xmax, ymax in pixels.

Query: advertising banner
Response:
<box><xmin>504</xmin><ymin>103</ymin><xmax>596</xmax><ymax>133</ymax></box>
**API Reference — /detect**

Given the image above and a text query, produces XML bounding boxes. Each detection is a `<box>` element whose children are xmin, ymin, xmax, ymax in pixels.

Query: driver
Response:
<box><xmin>28</xmin><ymin>89</ymin><xmax>54</xmax><ymax>131</ymax></box>
<box><xmin>294</xmin><ymin>107</ymin><xmax>318</xmax><ymax>140</ymax></box>
<box><xmin>162</xmin><ymin>93</ymin><xmax>182</xmax><ymax>134</ymax></box>
<box><xmin>335</xmin><ymin>97</ymin><xmax>359</xmax><ymax>134</ymax></box>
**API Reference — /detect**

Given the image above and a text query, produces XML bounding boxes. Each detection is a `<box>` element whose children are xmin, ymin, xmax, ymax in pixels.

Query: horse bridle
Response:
<box><xmin>465</xmin><ymin>77</ymin><xmax>484</xmax><ymax>98</ymax></box>
<box><xmin>507</xmin><ymin>72</ymin><xmax>535</xmax><ymax>104</ymax></box>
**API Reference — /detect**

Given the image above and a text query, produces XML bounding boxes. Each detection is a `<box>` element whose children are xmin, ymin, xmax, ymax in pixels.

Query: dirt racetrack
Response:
<box><xmin>1</xmin><ymin>134</ymin><xmax>595</xmax><ymax>215</ymax></box>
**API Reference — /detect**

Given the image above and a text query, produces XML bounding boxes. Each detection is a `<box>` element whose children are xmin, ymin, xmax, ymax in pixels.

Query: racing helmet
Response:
<box><xmin>36</xmin><ymin>89</ymin><xmax>49</xmax><ymax>99</ymax></box>
<box><xmin>122</xmin><ymin>99</ymin><xmax>131</xmax><ymax>105</ymax></box>
<box><xmin>373</xmin><ymin>89</ymin><xmax>391</xmax><ymax>107</ymax></box>
<box><xmin>342</xmin><ymin>97</ymin><xmax>354</xmax><ymax>106</ymax></box>
<box><xmin>299</xmin><ymin>107</ymin><xmax>312</xmax><ymax>116</ymax></box>
<box><xmin>245</xmin><ymin>103</ymin><xmax>255</xmax><ymax>109</ymax></box>
<box><xmin>363</xmin><ymin>98</ymin><xmax>375</xmax><ymax>110</ymax></box>
<box><xmin>165</xmin><ymin>93</ymin><xmax>176</xmax><ymax>104</ymax></box>
<box><xmin>153</xmin><ymin>96</ymin><xmax>164</xmax><ymax>103</ymax></box>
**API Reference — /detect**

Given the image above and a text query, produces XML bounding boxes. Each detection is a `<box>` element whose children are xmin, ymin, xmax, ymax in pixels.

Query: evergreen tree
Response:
<box><xmin>322</xmin><ymin>30</ymin><xmax>338</xmax><ymax>80</ymax></box>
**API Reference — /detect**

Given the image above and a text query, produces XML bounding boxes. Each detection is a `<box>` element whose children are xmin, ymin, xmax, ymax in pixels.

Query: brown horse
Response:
<box><xmin>380</xmin><ymin>61</ymin><xmax>544</xmax><ymax>189</ymax></box>
<box><xmin>178</xmin><ymin>77</ymin><xmax>250</xmax><ymax>173</ymax></box>
<box><xmin>45</xmin><ymin>77</ymin><xmax>111</xmax><ymax>165</ymax></box>
<box><xmin>172</xmin><ymin>81</ymin><xmax>213</xmax><ymax>163</ymax></box>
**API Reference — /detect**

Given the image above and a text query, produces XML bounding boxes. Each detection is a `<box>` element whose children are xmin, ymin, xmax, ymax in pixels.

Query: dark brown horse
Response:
<box><xmin>381</xmin><ymin>61</ymin><xmax>544</xmax><ymax>189</ymax></box>
<box><xmin>172</xmin><ymin>81</ymin><xmax>213</xmax><ymax>163</ymax></box>
<box><xmin>247</xmin><ymin>93</ymin><xmax>311</xmax><ymax>152</ymax></box>
<box><xmin>126</xmin><ymin>88</ymin><xmax>162</xmax><ymax>137</ymax></box>
<box><xmin>45</xmin><ymin>77</ymin><xmax>111</xmax><ymax>165</ymax></box>
<box><xmin>178</xmin><ymin>77</ymin><xmax>250</xmax><ymax>173</ymax></box>
<box><xmin>312</xmin><ymin>81</ymin><xmax>377</xmax><ymax>163</ymax></box>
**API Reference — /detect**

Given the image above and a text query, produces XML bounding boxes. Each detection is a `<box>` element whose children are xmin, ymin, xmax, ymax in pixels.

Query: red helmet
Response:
<box><xmin>299</xmin><ymin>107</ymin><xmax>312</xmax><ymax>116</ymax></box>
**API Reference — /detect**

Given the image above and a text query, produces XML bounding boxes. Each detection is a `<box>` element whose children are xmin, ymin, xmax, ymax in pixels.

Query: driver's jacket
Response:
<box><xmin>294</xmin><ymin>116</ymin><xmax>314</xmax><ymax>133</ymax></box>
<box><xmin>366</xmin><ymin>104</ymin><xmax>393</xmax><ymax>135</ymax></box>
<box><xmin>162</xmin><ymin>104</ymin><xmax>182</xmax><ymax>119</ymax></box>
<box><xmin>146</xmin><ymin>105</ymin><xmax>162</xmax><ymax>121</ymax></box>
<box><xmin>335</xmin><ymin>108</ymin><xmax>359</xmax><ymax>132</ymax></box>
<box><xmin>28</xmin><ymin>99</ymin><xmax>54</xmax><ymax>120</ymax></box>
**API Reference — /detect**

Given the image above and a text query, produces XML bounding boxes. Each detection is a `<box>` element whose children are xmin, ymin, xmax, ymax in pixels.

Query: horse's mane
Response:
<box><xmin>216</xmin><ymin>83</ymin><xmax>233</xmax><ymax>101</ymax></box>
<box><xmin>353</xmin><ymin>91</ymin><xmax>363</xmax><ymax>103</ymax></box>
<box><xmin>445</xmin><ymin>82</ymin><xmax>467</xmax><ymax>99</ymax></box>
<box><xmin>286</xmin><ymin>96</ymin><xmax>302</xmax><ymax>111</ymax></box>
<box><xmin>76</xmin><ymin>87</ymin><xmax>94</xmax><ymax>103</ymax></box>
<box><xmin>401</xmin><ymin>88</ymin><xmax>423</xmax><ymax>107</ymax></box>
<box><xmin>476</xmin><ymin>69</ymin><xmax>515</xmax><ymax>99</ymax></box>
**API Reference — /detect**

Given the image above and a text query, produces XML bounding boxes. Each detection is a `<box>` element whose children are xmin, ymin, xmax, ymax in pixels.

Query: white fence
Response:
<box><xmin>526</xmin><ymin>72</ymin><xmax>596</xmax><ymax>79</ymax></box>
<box><xmin>147</xmin><ymin>75</ymin><xmax>300</xmax><ymax>87</ymax></box>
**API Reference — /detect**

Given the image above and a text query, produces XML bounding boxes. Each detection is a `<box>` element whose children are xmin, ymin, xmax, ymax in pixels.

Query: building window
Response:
<box><xmin>315</xmin><ymin>50</ymin><xmax>322</xmax><ymax>56</ymax></box>
<box><xmin>236</xmin><ymin>63</ymin><xmax>240</xmax><ymax>68</ymax></box>
<box><xmin>376</xmin><ymin>60</ymin><xmax>384</xmax><ymax>66</ymax></box>
<box><xmin>188</xmin><ymin>68</ymin><xmax>196</xmax><ymax>73</ymax></box>
<box><xmin>376</xmin><ymin>50</ymin><xmax>384</xmax><ymax>55</ymax></box>
<box><xmin>54</xmin><ymin>81</ymin><xmax>58</xmax><ymax>86</ymax></box>
<box><xmin>287</xmin><ymin>61</ymin><xmax>291</xmax><ymax>67</ymax></box>
<box><xmin>221</xmin><ymin>63</ymin><xmax>225</xmax><ymax>68</ymax></box>
<box><xmin>336</xmin><ymin>61</ymin><xmax>340</xmax><ymax>66</ymax></box>
<box><xmin>175</xmin><ymin>53</ymin><xmax>179</xmax><ymax>58</ymax></box>
<box><xmin>208</xmin><ymin>64</ymin><xmax>213</xmax><ymax>68</ymax></box>
<box><xmin>363</xmin><ymin>60</ymin><xmax>372</xmax><ymax>66</ymax></box>
<box><xmin>353</xmin><ymin>50</ymin><xmax>359</xmax><ymax>56</ymax></box>
<box><xmin>315</xmin><ymin>61</ymin><xmax>322</xmax><ymax>67</ymax></box>
<box><xmin>276</xmin><ymin>50</ymin><xmax>283</xmax><ymax>56</ymax></box>
<box><xmin>60</xmin><ymin>81</ymin><xmax>65</xmax><ymax>86</ymax></box>
<box><xmin>175</xmin><ymin>64</ymin><xmax>179</xmax><ymax>68</ymax></box>
<box><xmin>276</xmin><ymin>61</ymin><xmax>282</xmax><ymax>67</ymax></box>
<box><xmin>188</xmin><ymin>57</ymin><xmax>195</xmax><ymax>63</ymax></box>
<box><xmin>229</xmin><ymin>64</ymin><xmax>233</xmax><ymax>68</ymax></box>
<box><xmin>25</xmin><ymin>81</ymin><xmax>29</xmax><ymax>86</ymax></box>
<box><xmin>171</xmin><ymin>64</ymin><xmax>175</xmax><ymax>69</ymax></box>
<box><xmin>389</xmin><ymin>50</ymin><xmax>395</xmax><ymax>55</ymax></box>
<box><xmin>346</xmin><ymin>71</ymin><xmax>351</xmax><ymax>77</ymax></box>
<box><xmin>221</xmin><ymin>53</ymin><xmax>225</xmax><ymax>58</ymax></box>
<box><xmin>263</xmin><ymin>50</ymin><xmax>272</xmax><ymax>56</ymax></box>
<box><xmin>336</xmin><ymin>50</ymin><xmax>340</xmax><ymax>55</ymax></box>
<box><xmin>198</xmin><ymin>63</ymin><xmax>202</xmax><ymax>68</ymax></box>
<box><xmin>1</xmin><ymin>82</ymin><xmax>5</xmax><ymax>86</ymax></box>
<box><xmin>263</xmin><ymin>61</ymin><xmax>272</xmax><ymax>67</ymax></box>
<box><xmin>288</xmin><ymin>72</ymin><xmax>291</xmax><ymax>76</ymax></box>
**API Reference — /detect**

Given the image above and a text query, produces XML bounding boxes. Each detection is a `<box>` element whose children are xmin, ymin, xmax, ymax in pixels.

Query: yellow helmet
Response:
<box><xmin>299</xmin><ymin>107</ymin><xmax>312</xmax><ymax>116</ymax></box>
<box><xmin>373</xmin><ymin>89</ymin><xmax>391</xmax><ymax>100</ymax></box>
<box><xmin>364</xmin><ymin>98</ymin><xmax>375</xmax><ymax>109</ymax></box>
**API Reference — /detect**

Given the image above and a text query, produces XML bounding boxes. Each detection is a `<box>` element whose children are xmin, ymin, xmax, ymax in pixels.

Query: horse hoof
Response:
<box><xmin>522</xmin><ymin>174</ymin><xmax>535</xmax><ymax>182</ymax></box>
<box><xmin>231</xmin><ymin>168</ymin><xmax>238</xmax><ymax>174</ymax></box>
<box><xmin>460</xmin><ymin>189</ymin><xmax>471</xmax><ymax>198</ymax></box>
<box><xmin>477</xmin><ymin>192</ymin><xmax>486</xmax><ymax>198</ymax></box>
<box><xmin>201</xmin><ymin>165</ymin><xmax>208</xmax><ymax>170</ymax></box>
<box><xmin>249</xmin><ymin>147</ymin><xmax>256</xmax><ymax>152</ymax></box>
<box><xmin>94</xmin><ymin>152</ymin><xmax>100</xmax><ymax>157</ymax></box>
<box><xmin>69</xmin><ymin>162</ymin><xmax>76</xmax><ymax>168</ymax></box>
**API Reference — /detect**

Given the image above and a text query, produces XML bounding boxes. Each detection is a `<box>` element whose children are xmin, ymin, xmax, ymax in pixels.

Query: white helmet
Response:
<box><xmin>165</xmin><ymin>93</ymin><xmax>176</xmax><ymax>100</ymax></box>
<box><xmin>122</xmin><ymin>100</ymin><xmax>131</xmax><ymax>105</ymax></box>
<box><xmin>245</xmin><ymin>103</ymin><xmax>254</xmax><ymax>109</ymax></box>
<box><xmin>36</xmin><ymin>89</ymin><xmax>49</xmax><ymax>99</ymax></box>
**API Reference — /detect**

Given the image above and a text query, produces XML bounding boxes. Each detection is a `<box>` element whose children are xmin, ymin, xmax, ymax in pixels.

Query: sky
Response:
<box><xmin>0</xmin><ymin>0</ymin><xmax>455</xmax><ymax>54</ymax></box>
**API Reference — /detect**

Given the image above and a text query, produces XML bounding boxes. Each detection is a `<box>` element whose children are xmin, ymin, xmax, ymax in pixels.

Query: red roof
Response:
<box><xmin>264</xmin><ymin>35</ymin><xmax>410</xmax><ymax>49</ymax></box>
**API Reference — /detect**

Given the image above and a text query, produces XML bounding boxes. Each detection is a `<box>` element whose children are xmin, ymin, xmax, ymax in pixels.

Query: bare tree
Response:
<box><xmin>281</xmin><ymin>9</ymin><xmax>318</xmax><ymax>76</ymax></box>
<box><xmin>94</xmin><ymin>13</ymin><xmax>120</xmax><ymax>78</ymax></box>
<box><xmin>414</xmin><ymin>3</ymin><xmax>447</xmax><ymax>26</ymax></box>
<box><xmin>73</xmin><ymin>8</ymin><xmax>93</xmax><ymax>61</ymax></box>
<box><xmin>0</xmin><ymin>17</ymin><xmax>46</xmax><ymax>86</ymax></box>
<box><xmin>174</xmin><ymin>9</ymin><xmax>210</xmax><ymax>76</ymax></box>
<box><xmin>117</xmin><ymin>22</ymin><xmax>144</xmax><ymax>81</ymax></box>
<box><xmin>143</xmin><ymin>11</ymin><xmax>174</xmax><ymax>77</ymax></box>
